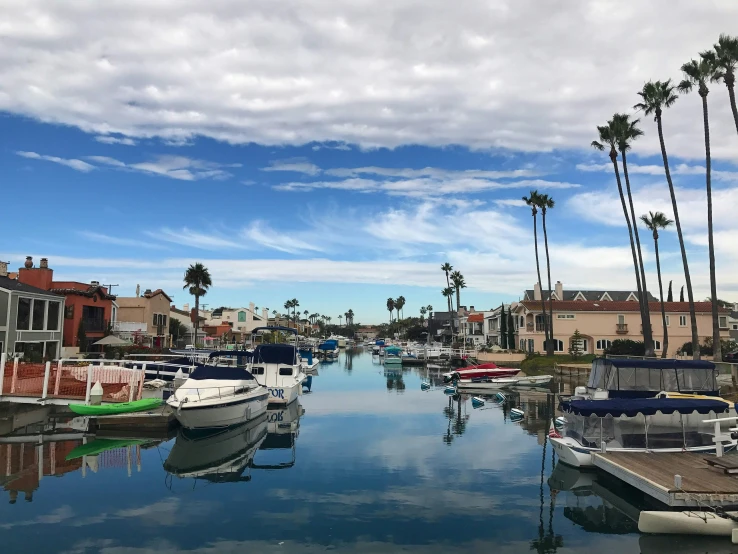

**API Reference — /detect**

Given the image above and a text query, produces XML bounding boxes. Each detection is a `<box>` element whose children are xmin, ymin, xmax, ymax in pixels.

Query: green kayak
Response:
<box><xmin>65</xmin><ymin>438</ymin><xmax>148</xmax><ymax>461</ymax></box>
<box><xmin>69</xmin><ymin>398</ymin><xmax>162</xmax><ymax>416</ymax></box>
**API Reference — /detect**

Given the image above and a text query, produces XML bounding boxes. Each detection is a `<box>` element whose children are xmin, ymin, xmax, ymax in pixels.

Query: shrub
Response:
<box><xmin>606</xmin><ymin>339</ymin><xmax>645</xmax><ymax>356</ymax></box>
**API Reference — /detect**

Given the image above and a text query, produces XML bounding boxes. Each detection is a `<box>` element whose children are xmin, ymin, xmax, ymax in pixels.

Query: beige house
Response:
<box><xmin>513</xmin><ymin>282</ymin><xmax>730</xmax><ymax>355</ymax></box>
<box><xmin>116</xmin><ymin>289</ymin><xmax>172</xmax><ymax>347</ymax></box>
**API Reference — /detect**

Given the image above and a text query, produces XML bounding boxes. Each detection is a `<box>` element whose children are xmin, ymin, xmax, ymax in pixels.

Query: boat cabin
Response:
<box><xmin>586</xmin><ymin>358</ymin><xmax>719</xmax><ymax>398</ymax></box>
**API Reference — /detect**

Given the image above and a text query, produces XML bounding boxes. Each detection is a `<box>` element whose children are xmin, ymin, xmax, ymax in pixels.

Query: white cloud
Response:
<box><xmin>494</xmin><ymin>199</ymin><xmax>528</xmax><ymax>208</ymax></box>
<box><xmin>94</xmin><ymin>135</ymin><xmax>136</xmax><ymax>146</ymax></box>
<box><xmin>3</xmin><ymin>2</ymin><xmax>738</xmax><ymax>159</ymax></box>
<box><xmin>78</xmin><ymin>231</ymin><xmax>166</xmax><ymax>250</ymax></box>
<box><xmin>577</xmin><ymin>161</ymin><xmax>738</xmax><ymax>181</ymax></box>
<box><xmin>89</xmin><ymin>155</ymin><xmax>239</xmax><ymax>181</ymax></box>
<box><xmin>324</xmin><ymin>166</ymin><xmax>541</xmax><ymax>179</ymax></box>
<box><xmin>16</xmin><ymin>150</ymin><xmax>95</xmax><ymax>172</ymax></box>
<box><xmin>260</xmin><ymin>159</ymin><xmax>322</xmax><ymax>175</ymax></box>
<box><xmin>241</xmin><ymin>221</ymin><xmax>324</xmax><ymax>254</ymax></box>
<box><xmin>148</xmin><ymin>228</ymin><xmax>245</xmax><ymax>250</ymax></box>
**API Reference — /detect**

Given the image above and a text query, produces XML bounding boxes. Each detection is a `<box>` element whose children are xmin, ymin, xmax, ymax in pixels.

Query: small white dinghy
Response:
<box><xmin>639</xmin><ymin>510</ymin><xmax>738</xmax><ymax>539</ymax></box>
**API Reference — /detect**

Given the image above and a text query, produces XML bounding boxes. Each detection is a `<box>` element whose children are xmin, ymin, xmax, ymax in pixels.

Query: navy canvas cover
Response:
<box><xmin>253</xmin><ymin>344</ymin><xmax>297</xmax><ymax>365</ymax></box>
<box><xmin>189</xmin><ymin>365</ymin><xmax>256</xmax><ymax>381</ymax></box>
<box><xmin>319</xmin><ymin>340</ymin><xmax>338</xmax><ymax>351</ymax></box>
<box><xmin>561</xmin><ymin>398</ymin><xmax>732</xmax><ymax>418</ymax></box>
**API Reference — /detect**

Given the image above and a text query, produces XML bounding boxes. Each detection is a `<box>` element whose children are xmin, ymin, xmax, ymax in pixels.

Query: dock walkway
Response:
<box><xmin>593</xmin><ymin>451</ymin><xmax>738</xmax><ymax>507</ymax></box>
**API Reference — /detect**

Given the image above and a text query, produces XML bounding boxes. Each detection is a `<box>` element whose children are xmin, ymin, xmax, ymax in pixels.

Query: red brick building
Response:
<box><xmin>17</xmin><ymin>257</ymin><xmax>115</xmax><ymax>349</ymax></box>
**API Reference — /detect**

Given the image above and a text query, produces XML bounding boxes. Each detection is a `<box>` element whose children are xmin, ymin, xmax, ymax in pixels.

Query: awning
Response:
<box><xmin>561</xmin><ymin>398</ymin><xmax>733</xmax><ymax>417</ymax></box>
<box><xmin>93</xmin><ymin>335</ymin><xmax>131</xmax><ymax>346</ymax></box>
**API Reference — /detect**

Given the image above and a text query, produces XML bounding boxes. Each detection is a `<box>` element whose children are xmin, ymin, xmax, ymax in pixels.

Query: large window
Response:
<box><xmin>16</xmin><ymin>298</ymin><xmax>31</xmax><ymax>330</ymax></box>
<box><xmin>596</xmin><ymin>339</ymin><xmax>612</xmax><ymax>351</ymax></box>
<box><xmin>32</xmin><ymin>299</ymin><xmax>45</xmax><ymax>330</ymax></box>
<box><xmin>552</xmin><ymin>339</ymin><xmax>564</xmax><ymax>352</ymax></box>
<box><xmin>47</xmin><ymin>302</ymin><xmax>60</xmax><ymax>331</ymax></box>
<box><xmin>719</xmin><ymin>316</ymin><xmax>728</xmax><ymax>329</ymax></box>
<box><xmin>654</xmin><ymin>340</ymin><xmax>662</xmax><ymax>350</ymax></box>
<box><xmin>679</xmin><ymin>315</ymin><xmax>687</xmax><ymax>326</ymax></box>
<box><xmin>557</xmin><ymin>314</ymin><xmax>575</xmax><ymax>320</ymax></box>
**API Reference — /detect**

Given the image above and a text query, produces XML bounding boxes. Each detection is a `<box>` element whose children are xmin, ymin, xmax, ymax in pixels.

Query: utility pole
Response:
<box><xmin>103</xmin><ymin>284</ymin><xmax>119</xmax><ymax>295</ymax></box>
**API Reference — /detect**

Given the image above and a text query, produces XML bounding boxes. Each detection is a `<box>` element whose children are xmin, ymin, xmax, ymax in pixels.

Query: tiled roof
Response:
<box><xmin>0</xmin><ymin>276</ymin><xmax>63</xmax><ymax>297</ymax></box>
<box><xmin>49</xmin><ymin>285</ymin><xmax>115</xmax><ymax>300</ymax></box>
<box><xmin>519</xmin><ymin>300</ymin><xmax>728</xmax><ymax>313</ymax></box>
<box><xmin>524</xmin><ymin>289</ymin><xmax>658</xmax><ymax>302</ymax></box>
<box><xmin>467</xmin><ymin>313</ymin><xmax>485</xmax><ymax>322</ymax></box>
<box><xmin>170</xmin><ymin>305</ymin><xmax>206</xmax><ymax>321</ymax></box>
<box><xmin>144</xmin><ymin>289</ymin><xmax>172</xmax><ymax>302</ymax></box>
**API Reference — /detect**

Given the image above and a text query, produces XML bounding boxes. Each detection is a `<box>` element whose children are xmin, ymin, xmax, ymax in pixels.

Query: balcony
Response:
<box><xmin>616</xmin><ymin>323</ymin><xmax>628</xmax><ymax>334</ymax></box>
<box><xmin>526</xmin><ymin>323</ymin><xmax>534</xmax><ymax>332</ymax></box>
<box><xmin>82</xmin><ymin>318</ymin><xmax>107</xmax><ymax>333</ymax></box>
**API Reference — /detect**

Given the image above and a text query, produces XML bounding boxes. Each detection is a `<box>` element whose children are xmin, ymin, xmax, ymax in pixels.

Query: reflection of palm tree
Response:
<box><xmin>386</xmin><ymin>378</ymin><xmax>394</xmax><ymax>390</ymax></box>
<box><xmin>453</xmin><ymin>396</ymin><xmax>468</xmax><ymax>436</ymax></box>
<box><xmin>396</xmin><ymin>378</ymin><xmax>406</xmax><ymax>391</ymax></box>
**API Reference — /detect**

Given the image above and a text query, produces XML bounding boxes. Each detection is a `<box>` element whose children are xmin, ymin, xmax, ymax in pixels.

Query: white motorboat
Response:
<box><xmin>319</xmin><ymin>339</ymin><xmax>339</xmax><ymax>359</ymax></box>
<box><xmin>455</xmin><ymin>374</ymin><xmax>553</xmax><ymax>389</ymax></box>
<box><xmin>550</xmin><ymin>396</ymin><xmax>738</xmax><ymax>468</ymax></box>
<box><xmin>249</xmin><ymin>326</ymin><xmax>307</xmax><ymax>406</ymax></box>
<box><xmin>166</xmin><ymin>352</ymin><xmax>269</xmax><ymax>429</ymax></box>
<box><xmin>298</xmin><ymin>348</ymin><xmax>320</xmax><ymax>374</ymax></box>
<box><xmin>163</xmin><ymin>412</ymin><xmax>268</xmax><ymax>482</ymax></box>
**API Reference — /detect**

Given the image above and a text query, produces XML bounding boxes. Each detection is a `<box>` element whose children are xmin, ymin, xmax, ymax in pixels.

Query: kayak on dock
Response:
<box><xmin>69</xmin><ymin>398</ymin><xmax>163</xmax><ymax>416</ymax></box>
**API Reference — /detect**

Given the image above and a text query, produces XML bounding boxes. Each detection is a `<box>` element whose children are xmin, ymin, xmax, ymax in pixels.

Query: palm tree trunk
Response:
<box><xmin>532</xmin><ymin>214</ymin><xmax>549</xmax><ymax>353</ymax></box>
<box><xmin>655</xmin><ymin>112</ymin><xmax>700</xmax><ymax>359</ymax></box>
<box><xmin>726</xmin><ymin>74</ymin><xmax>738</xmax><ymax>136</ymax></box>
<box><xmin>541</xmin><ymin>210</ymin><xmax>554</xmax><ymax>356</ymax></box>
<box><xmin>702</xmin><ymin>94</ymin><xmax>721</xmax><ymax>362</ymax></box>
<box><xmin>609</xmin><ymin>153</ymin><xmax>645</xmax><ymax>351</ymax></box>
<box><xmin>622</xmin><ymin>150</ymin><xmax>654</xmax><ymax>357</ymax></box>
<box><xmin>653</xmin><ymin>234</ymin><xmax>669</xmax><ymax>358</ymax></box>
<box><xmin>194</xmin><ymin>295</ymin><xmax>200</xmax><ymax>347</ymax></box>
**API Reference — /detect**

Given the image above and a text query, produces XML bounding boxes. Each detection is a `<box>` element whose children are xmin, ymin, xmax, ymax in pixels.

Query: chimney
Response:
<box><xmin>144</xmin><ymin>289</ymin><xmax>152</xmax><ymax>296</ymax></box>
<box><xmin>533</xmin><ymin>282</ymin><xmax>542</xmax><ymax>301</ymax></box>
<box><xmin>0</xmin><ymin>261</ymin><xmax>7</xmax><ymax>278</ymax></box>
<box><xmin>262</xmin><ymin>307</ymin><xmax>268</xmax><ymax>320</ymax></box>
<box><xmin>136</xmin><ymin>284</ymin><xmax>140</xmax><ymax>297</ymax></box>
<box><xmin>24</xmin><ymin>256</ymin><xmax>33</xmax><ymax>269</ymax></box>
<box><xmin>555</xmin><ymin>281</ymin><xmax>563</xmax><ymax>301</ymax></box>
<box><xmin>18</xmin><ymin>255</ymin><xmax>53</xmax><ymax>290</ymax></box>
<box><xmin>91</xmin><ymin>280</ymin><xmax>100</xmax><ymax>287</ymax></box>
<box><xmin>183</xmin><ymin>303</ymin><xmax>190</xmax><ymax>312</ymax></box>
<box><xmin>470</xmin><ymin>305</ymin><xmax>475</xmax><ymax>312</ymax></box>
<box><xmin>40</xmin><ymin>258</ymin><xmax>49</xmax><ymax>269</ymax></box>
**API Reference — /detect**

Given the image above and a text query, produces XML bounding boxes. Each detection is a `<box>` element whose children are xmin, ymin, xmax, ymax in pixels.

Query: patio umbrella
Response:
<box><xmin>93</xmin><ymin>335</ymin><xmax>132</xmax><ymax>346</ymax></box>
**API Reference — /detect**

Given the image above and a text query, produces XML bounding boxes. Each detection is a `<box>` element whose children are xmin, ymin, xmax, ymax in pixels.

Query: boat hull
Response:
<box><xmin>639</xmin><ymin>510</ymin><xmax>738</xmax><ymax>536</ymax></box>
<box><xmin>266</xmin><ymin>383</ymin><xmax>302</xmax><ymax>406</ymax></box>
<box><xmin>169</xmin><ymin>391</ymin><xmax>269</xmax><ymax>429</ymax></box>
<box><xmin>443</xmin><ymin>368</ymin><xmax>519</xmax><ymax>382</ymax></box>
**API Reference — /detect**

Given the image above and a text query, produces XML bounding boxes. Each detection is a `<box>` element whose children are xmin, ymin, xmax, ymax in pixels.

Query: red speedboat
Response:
<box><xmin>442</xmin><ymin>357</ymin><xmax>520</xmax><ymax>382</ymax></box>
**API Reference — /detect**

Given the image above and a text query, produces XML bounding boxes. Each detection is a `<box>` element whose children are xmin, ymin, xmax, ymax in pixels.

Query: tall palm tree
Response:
<box><xmin>613</xmin><ymin>113</ymin><xmax>655</xmax><ymax>357</ymax></box>
<box><xmin>386</xmin><ymin>298</ymin><xmax>395</xmax><ymax>325</ymax></box>
<box><xmin>339</xmin><ymin>314</ymin><xmax>343</xmax><ymax>327</ymax></box>
<box><xmin>291</xmin><ymin>299</ymin><xmax>299</xmax><ymax>323</ymax></box>
<box><xmin>450</xmin><ymin>271</ymin><xmax>466</xmax><ymax>313</ymax></box>
<box><xmin>442</xmin><ymin>287</ymin><xmax>455</xmax><ymax>338</ymax></box>
<box><xmin>396</xmin><ymin>296</ymin><xmax>406</xmax><ymax>319</ymax></box>
<box><xmin>522</xmin><ymin>191</ymin><xmax>550</xmax><ymax>352</ymax></box>
<box><xmin>284</xmin><ymin>300</ymin><xmax>292</xmax><ymax>323</ymax></box>
<box><xmin>704</xmin><ymin>34</ymin><xmax>738</xmax><ymax>135</ymax></box>
<box><xmin>183</xmin><ymin>263</ymin><xmax>212</xmax><ymax>347</ymax></box>
<box><xmin>420</xmin><ymin>306</ymin><xmax>427</xmax><ymax>323</ymax></box>
<box><xmin>347</xmin><ymin>309</ymin><xmax>354</xmax><ymax>326</ymax></box>
<box><xmin>536</xmin><ymin>193</ymin><xmax>555</xmax><ymax>356</ymax></box>
<box><xmin>635</xmin><ymin>80</ymin><xmax>699</xmax><ymax>359</ymax></box>
<box><xmin>591</xmin><ymin>118</ymin><xmax>651</xmax><ymax>356</ymax></box>
<box><xmin>640</xmin><ymin>211</ymin><xmax>674</xmax><ymax>358</ymax></box>
<box><xmin>679</xmin><ymin>58</ymin><xmax>721</xmax><ymax>362</ymax></box>
<box><xmin>441</xmin><ymin>263</ymin><xmax>453</xmax><ymax>315</ymax></box>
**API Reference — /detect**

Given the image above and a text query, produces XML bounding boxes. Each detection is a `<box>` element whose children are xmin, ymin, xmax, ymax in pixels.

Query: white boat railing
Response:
<box><xmin>176</xmin><ymin>384</ymin><xmax>258</xmax><ymax>402</ymax></box>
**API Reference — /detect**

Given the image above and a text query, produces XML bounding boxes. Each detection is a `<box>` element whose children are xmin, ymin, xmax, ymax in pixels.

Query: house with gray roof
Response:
<box><xmin>524</xmin><ymin>281</ymin><xmax>657</xmax><ymax>303</ymax></box>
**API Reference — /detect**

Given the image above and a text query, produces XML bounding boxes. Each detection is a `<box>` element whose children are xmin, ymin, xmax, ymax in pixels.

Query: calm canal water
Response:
<box><xmin>0</xmin><ymin>348</ymin><xmax>733</xmax><ymax>553</ymax></box>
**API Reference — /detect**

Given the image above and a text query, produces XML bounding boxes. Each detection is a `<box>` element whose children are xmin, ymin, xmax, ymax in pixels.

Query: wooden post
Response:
<box><xmin>41</xmin><ymin>361</ymin><xmax>51</xmax><ymax>400</ymax></box>
<box><xmin>85</xmin><ymin>364</ymin><xmax>93</xmax><ymax>404</ymax></box>
<box><xmin>53</xmin><ymin>359</ymin><xmax>62</xmax><ymax>395</ymax></box>
<box><xmin>37</xmin><ymin>442</ymin><xmax>43</xmax><ymax>482</ymax></box>
<box><xmin>0</xmin><ymin>353</ymin><xmax>6</xmax><ymax>395</ymax></box>
<box><xmin>10</xmin><ymin>357</ymin><xmax>19</xmax><ymax>393</ymax></box>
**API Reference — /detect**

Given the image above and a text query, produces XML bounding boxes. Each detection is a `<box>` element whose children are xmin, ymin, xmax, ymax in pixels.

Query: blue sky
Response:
<box><xmin>2</xmin><ymin>2</ymin><xmax>738</xmax><ymax>323</ymax></box>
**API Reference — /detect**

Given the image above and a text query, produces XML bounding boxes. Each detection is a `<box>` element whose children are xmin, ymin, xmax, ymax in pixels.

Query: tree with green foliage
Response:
<box><xmin>641</xmin><ymin>211</ymin><xmax>674</xmax><ymax>358</ymax></box>
<box><xmin>522</xmin><ymin>190</ymin><xmax>550</xmax><ymax>353</ymax></box>
<box><xmin>569</xmin><ymin>330</ymin><xmax>584</xmax><ymax>358</ymax></box>
<box><xmin>507</xmin><ymin>312</ymin><xmax>516</xmax><ymax>352</ymax></box>
<box><xmin>395</xmin><ymin>296</ymin><xmax>406</xmax><ymax>320</ymax></box>
<box><xmin>386</xmin><ymin>298</ymin><xmax>395</xmax><ymax>325</ymax></box>
<box><xmin>500</xmin><ymin>305</ymin><xmax>508</xmax><ymax>349</ymax></box>
<box><xmin>704</xmin><ymin>34</ymin><xmax>738</xmax><ymax>135</ymax></box>
<box><xmin>183</xmin><ymin>262</ymin><xmax>212</xmax><ymax>347</ymax></box>
<box><xmin>667</xmin><ymin>281</ymin><xmax>673</xmax><ymax>302</ymax></box>
<box><xmin>535</xmin><ymin>193</ymin><xmax>555</xmax><ymax>356</ymax></box>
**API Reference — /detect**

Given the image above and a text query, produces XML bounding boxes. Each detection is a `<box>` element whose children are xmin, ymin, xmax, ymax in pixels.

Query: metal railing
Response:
<box><xmin>616</xmin><ymin>323</ymin><xmax>628</xmax><ymax>334</ymax></box>
<box><xmin>174</xmin><ymin>385</ymin><xmax>255</xmax><ymax>403</ymax></box>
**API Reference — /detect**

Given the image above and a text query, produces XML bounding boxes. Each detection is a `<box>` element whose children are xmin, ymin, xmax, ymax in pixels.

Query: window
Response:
<box><xmin>665</xmin><ymin>315</ymin><xmax>670</xmax><ymax>326</ymax></box>
<box><xmin>557</xmin><ymin>314</ymin><xmax>575</xmax><ymax>319</ymax></box>
<box><xmin>47</xmin><ymin>302</ymin><xmax>60</xmax><ymax>331</ymax></box>
<box><xmin>654</xmin><ymin>340</ymin><xmax>662</xmax><ymax>350</ymax></box>
<box><xmin>32</xmin><ymin>300</ymin><xmax>45</xmax><ymax>330</ymax></box>
<box><xmin>519</xmin><ymin>339</ymin><xmax>525</xmax><ymax>350</ymax></box>
<box><xmin>16</xmin><ymin>298</ymin><xmax>31</xmax><ymax>330</ymax></box>
<box><xmin>162</xmin><ymin>315</ymin><xmax>167</xmax><ymax>327</ymax></box>
<box><xmin>679</xmin><ymin>315</ymin><xmax>687</xmax><ymax>326</ymax></box>
<box><xmin>596</xmin><ymin>339</ymin><xmax>612</xmax><ymax>350</ymax></box>
<box><xmin>581</xmin><ymin>338</ymin><xmax>588</xmax><ymax>353</ymax></box>
<box><xmin>719</xmin><ymin>316</ymin><xmax>728</xmax><ymax>329</ymax></box>
<box><xmin>238</xmin><ymin>311</ymin><xmax>247</xmax><ymax>322</ymax></box>
<box><xmin>153</xmin><ymin>313</ymin><xmax>158</xmax><ymax>325</ymax></box>
<box><xmin>279</xmin><ymin>367</ymin><xmax>293</xmax><ymax>376</ymax></box>
<box><xmin>251</xmin><ymin>366</ymin><xmax>265</xmax><ymax>375</ymax></box>
<box><xmin>552</xmin><ymin>339</ymin><xmax>564</xmax><ymax>352</ymax></box>
<box><xmin>733</xmin><ymin>324</ymin><xmax>738</xmax><ymax>331</ymax></box>
<box><xmin>617</xmin><ymin>314</ymin><xmax>625</xmax><ymax>325</ymax></box>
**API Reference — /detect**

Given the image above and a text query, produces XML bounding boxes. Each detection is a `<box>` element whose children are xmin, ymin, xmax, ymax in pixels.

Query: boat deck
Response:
<box><xmin>593</xmin><ymin>451</ymin><xmax>738</xmax><ymax>507</ymax></box>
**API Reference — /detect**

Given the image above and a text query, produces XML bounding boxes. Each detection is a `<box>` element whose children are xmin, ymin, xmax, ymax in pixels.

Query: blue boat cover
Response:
<box><xmin>603</xmin><ymin>358</ymin><xmax>716</xmax><ymax>370</ymax></box>
<box><xmin>385</xmin><ymin>346</ymin><xmax>402</xmax><ymax>355</ymax></box>
<box><xmin>299</xmin><ymin>349</ymin><xmax>313</xmax><ymax>364</ymax></box>
<box><xmin>189</xmin><ymin>365</ymin><xmax>256</xmax><ymax>381</ymax></box>
<box><xmin>562</xmin><ymin>398</ymin><xmax>732</xmax><ymax>417</ymax></box>
<box><xmin>251</xmin><ymin>326</ymin><xmax>298</xmax><ymax>335</ymax></box>
<box><xmin>252</xmin><ymin>344</ymin><xmax>297</xmax><ymax>365</ymax></box>
<box><xmin>376</xmin><ymin>340</ymin><xmax>385</xmax><ymax>346</ymax></box>
<box><xmin>319</xmin><ymin>340</ymin><xmax>338</xmax><ymax>350</ymax></box>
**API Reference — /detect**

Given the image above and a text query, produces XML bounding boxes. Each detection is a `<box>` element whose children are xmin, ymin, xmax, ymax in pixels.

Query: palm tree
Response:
<box><xmin>640</xmin><ymin>211</ymin><xmax>674</xmax><ymax>358</ymax></box>
<box><xmin>613</xmin><ymin>113</ymin><xmax>655</xmax><ymax>357</ymax></box>
<box><xmin>704</xmin><ymin>34</ymin><xmax>738</xmax><ymax>135</ymax></box>
<box><xmin>442</xmin><ymin>287</ymin><xmax>455</xmax><ymax>338</ymax></box>
<box><xmin>522</xmin><ymin>191</ymin><xmax>550</xmax><ymax>352</ymax></box>
<box><xmin>441</xmin><ymin>263</ymin><xmax>453</xmax><ymax>315</ymax></box>
<box><xmin>386</xmin><ymin>298</ymin><xmax>395</xmax><ymax>325</ymax></box>
<box><xmin>183</xmin><ymin>263</ymin><xmax>212</xmax><ymax>347</ymax></box>
<box><xmin>679</xmin><ymin>58</ymin><xmax>721</xmax><ymax>362</ymax></box>
<box><xmin>536</xmin><ymin>193</ymin><xmax>555</xmax><ymax>356</ymax></box>
<box><xmin>450</xmin><ymin>271</ymin><xmax>466</xmax><ymax>313</ymax></box>
<box><xmin>396</xmin><ymin>296</ymin><xmax>406</xmax><ymax>319</ymax></box>
<box><xmin>339</xmin><ymin>314</ymin><xmax>343</xmax><ymax>327</ymax></box>
<box><xmin>284</xmin><ymin>300</ymin><xmax>292</xmax><ymax>323</ymax></box>
<box><xmin>291</xmin><ymin>299</ymin><xmax>299</xmax><ymax>323</ymax></box>
<box><xmin>592</xmin><ymin>117</ymin><xmax>652</xmax><ymax>357</ymax></box>
<box><xmin>420</xmin><ymin>306</ymin><xmax>427</xmax><ymax>323</ymax></box>
<box><xmin>635</xmin><ymin>80</ymin><xmax>699</xmax><ymax>359</ymax></box>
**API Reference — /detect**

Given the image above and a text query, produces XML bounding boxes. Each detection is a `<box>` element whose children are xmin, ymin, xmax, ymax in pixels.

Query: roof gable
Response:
<box><xmin>0</xmin><ymin>276</ymin><xmax>63</xmax><ymax>297</ymax></box>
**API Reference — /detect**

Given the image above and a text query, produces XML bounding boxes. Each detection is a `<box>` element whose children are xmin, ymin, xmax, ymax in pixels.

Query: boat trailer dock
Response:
<box><xmin>593</xmin><ymin>451</ymin><xmax>738</xmax><ymax>507</ymax></box>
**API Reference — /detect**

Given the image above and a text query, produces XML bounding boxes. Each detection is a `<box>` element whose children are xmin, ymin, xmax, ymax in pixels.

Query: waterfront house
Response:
<box><xmin>461</xmin><ymin>312</ymin><xmax>486</xmax><ymax>346</ymax></box>
<box><xmin>729</xmin><ymin>303</ymin><xmax>738</xmax><ymax>342</ymax></box>
<box><xmin>169</xmin><ymin>304</ymin><xmax>207</xmax><ymax>347</ymax></box>
<box><xmin>483</xmin><ymin>303</ymin><xmax>517</xmax><ymax>347</ymax></box>
<box><xmin>13</xmin><ymin>257</ymin><xmax>115</xmax><ymax>356</ymax></box>
<box><xmin>513</xmin><ymin>281</ymin><xmax>729</xmax><ymax>354</ymax></box>
<box><xmin>206</xmin><ymin>303</ymin><xmax>268</xmax><ymax>334</ymax></box>
<box><xmin>116</xmin><ymin>288</ymin><xmax>172</xmax><ymax>347</ymax></box>
<box><xmin>0</xmin><ymin>261</ymin><xmax>65</xmax><ymax>359</ymax></box>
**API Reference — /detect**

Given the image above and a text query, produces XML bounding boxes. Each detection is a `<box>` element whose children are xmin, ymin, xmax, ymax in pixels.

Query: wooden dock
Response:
<box><xmin>555</xmin><ymin>363</ymin><xmax>591</xmax><ymax>375</ymax></box>
<box><xmin>593</xmin><ymin>451</ymin><xmax>738</xmax><ymax>507</ymax></box>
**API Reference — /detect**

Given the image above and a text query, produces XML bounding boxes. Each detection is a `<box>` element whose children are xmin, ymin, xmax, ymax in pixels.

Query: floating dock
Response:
<box><xmin>91</xmin><ymin>405</ymin><xmax>177</xmax><ymax>440</ymax></box>
<box><xmin>593</xmin><ymin>451</ymin><xmax>738</xmax><ymax>507</ymax></box>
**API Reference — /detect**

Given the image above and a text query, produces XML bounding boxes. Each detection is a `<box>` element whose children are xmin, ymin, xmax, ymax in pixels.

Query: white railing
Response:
<box><xmin>173</xmin><ymin>385</ymin><xmax>254</xmax><ymax>403</ymax></box>
<box><xmin>702</xmin><ymin>415</ymin><xmax>738</xmax><ymax>457</ymax></box>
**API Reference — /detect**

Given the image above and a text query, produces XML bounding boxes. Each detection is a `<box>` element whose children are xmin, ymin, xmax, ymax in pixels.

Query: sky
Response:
<box><xmin>2</xmin><ymin>0</ymin><xmax>738</xmax><ymax>324</ymax></box>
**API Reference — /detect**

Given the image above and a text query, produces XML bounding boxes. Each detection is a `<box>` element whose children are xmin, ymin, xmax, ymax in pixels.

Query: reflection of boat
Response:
<box><xmin>166</xmin><ymin>352</ymin><xmax>269</xmax><ymax>429</ymax></box>
<box><xmin>163</xmin><ymin>413</ymin><xmax>268</xmax><ymax>482</ymax></box>
<box><xmin>252</xmin><ymin>402</ymin><xmax>304</xmax><ymax>470</ymax></box>
<box><xmin>550</xmin><ymin>397</ymin><xmax>737</xmax><ymax>467</ymax></box>
<box><xmin>65</xmin><ymin>438</ymin><xmax>147</xmax><ymax>460</ymax></box>
<box><xmin>639</xmin><ymin>534</ymin><xmax>737</xmax><ymax>554</ymax></box>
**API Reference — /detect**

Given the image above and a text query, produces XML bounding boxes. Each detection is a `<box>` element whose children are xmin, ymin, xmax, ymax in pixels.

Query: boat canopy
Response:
<box><xmin>319</xmin><ymin>340</ymin><xmax>338</xmax><ymax>351</ymax></box>
<box><xmin>385</xmin><ymin>346</ymin><xmax>402</xmax><ymax>355</ymax></box>
<box><xmin>252</xmin><ymin>344</ymin><xmax>297</xmax><ymax>365</ymax></box>
<box><xmin>189</xmin><ymin>364</ymin><xmax>256</xmax><ymax>381</ymax></box>
<box><xmin>251</xmin><ymin>326</ymin><xmax>298</xmax><ymax>335</ymax></box>
<box><xmin>562</xmin><ymin>398</ymin><xmax>732</xmax><ymax>418</ymax></box>
<box><xmin>587</xmin><ymin>358</ymin><xmax>718</xmax><ymax>397</ymax></box>
<box><xmin>375</xmin><ymin>340</ymin><xmax>385</xmax><ymax>346</ymax></box>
